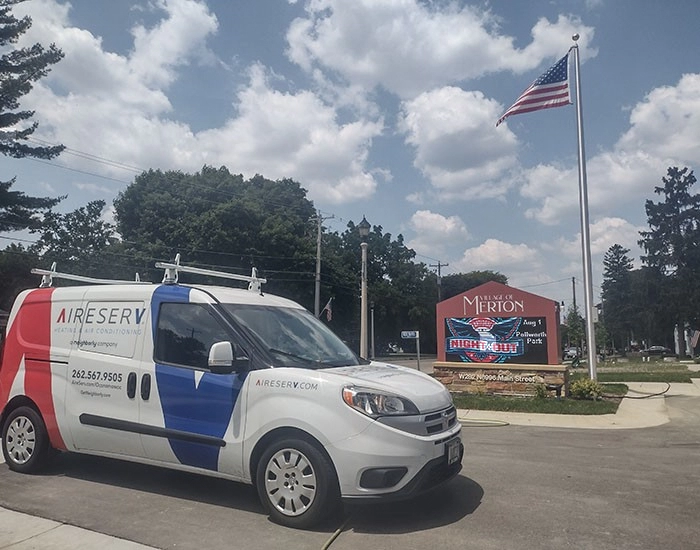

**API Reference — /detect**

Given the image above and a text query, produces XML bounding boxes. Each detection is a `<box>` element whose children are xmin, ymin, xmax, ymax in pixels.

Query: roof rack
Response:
<box><xmin>32</xmin><ymin>263</ymin><xmax>146</xmax><ymax>288</ymax></box>
<box><xmin>155</xmin><ymin>254</ymin><xmax>266</xmax><ymax>293</ymax></box>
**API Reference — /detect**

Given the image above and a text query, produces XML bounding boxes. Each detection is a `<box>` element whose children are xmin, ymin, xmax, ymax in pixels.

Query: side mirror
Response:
<box><xmin>208</xmin><ymin>341</ymin><xmax>249</xmax><ymax>374</ymax></box>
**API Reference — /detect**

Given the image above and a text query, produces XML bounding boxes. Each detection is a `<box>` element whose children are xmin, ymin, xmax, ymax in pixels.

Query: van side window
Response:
<box><xmin>155</xmin><ymin>303</ymin><xmax>230</xmax><ymax>369</ymax></box>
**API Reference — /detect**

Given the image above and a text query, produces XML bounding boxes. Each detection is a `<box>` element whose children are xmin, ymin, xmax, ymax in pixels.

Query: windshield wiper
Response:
<box><xmin>268</xmin><ymin>348</ymin><xmax>361</xmax><ymax>369</ymax></box>
<box><xmin>268</xmin><ymin>348</ymin><xmax>326</xmax><ymax>368</ymax></box>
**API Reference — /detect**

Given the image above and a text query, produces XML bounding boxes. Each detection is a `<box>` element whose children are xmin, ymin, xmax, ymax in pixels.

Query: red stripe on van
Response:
<box><xmin>0</xmin><ymin>292</ymin><xmax>30</xmax><ymax>409</ymax></box>
<box><xmin>1</xmin><ymin>288</ymin><xmax>66</xmax><ymax>450</ymax></box>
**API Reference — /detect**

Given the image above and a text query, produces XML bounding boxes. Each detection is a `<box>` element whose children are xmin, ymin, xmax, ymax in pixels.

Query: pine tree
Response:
<box><xmin>601</xmin><ymin>244</ymin><xmax>634</xmax><ymax>352</ymax></box>
<box><xmin>0</xmin><ymin>0</ymin><xmax>65</xmax><ymax>231</ymax></box>
<box><xmin>638</xmin><ymin>166</ymin><xmax>700</xmax><ymax>356</ymax></box>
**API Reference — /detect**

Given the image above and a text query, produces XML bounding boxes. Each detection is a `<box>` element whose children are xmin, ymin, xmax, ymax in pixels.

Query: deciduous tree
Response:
<box><xmin>29</xmin><ymin>200</ymin><xmax>115</xmax><ymax>275</ymax></box>
<box><xmin>440</xmin><ymin>271</ymin><xmax>508</xmax><ymax>301</ymax></box>
<box><xmin>0</xmin><ymin>242</ymin><xmax>37</xmax><ymax>310</ymax></box>
<box><xmin>113</xmin><ymin>167</ymin><xmax>318</xmax><ymax>301</ymax></box>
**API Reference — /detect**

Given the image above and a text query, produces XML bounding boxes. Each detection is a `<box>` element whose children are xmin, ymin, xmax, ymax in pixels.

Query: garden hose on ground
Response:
<box><xmin>458</xmin><ymin>416</ymin><xmax>510</xmax><ymax>427</ymax></box>
<box><xmin>322</xmin><ymin>515</ymin><xmax>351</xmax><ymax>550</ymax></box>
<box><xmin>601</xmin><ymin>382</ymin><xmax>671</xmax><ymax>399</ymax></box>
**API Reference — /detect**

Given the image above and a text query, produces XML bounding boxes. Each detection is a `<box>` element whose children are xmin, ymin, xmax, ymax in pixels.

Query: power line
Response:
<box><xmin>519</xmin><ymin>277</ymin><xmax>574</xmax><ymax>289</ymax></box>
<box><xmin>415</xmin><ymin>251</ymin><xmax>443</xmax><ymax>263</ymax></box>
<box><xmin>28</xmin><ymin>137</ymin><xmax>145</xmax><ymax>173</ymax></box>
<box><xmin>0</xmin><ymin>243</ymin><xmax>319</xmax><ymax>282</ymax></box>
<box><xmin>20</xmin><ymin>137</ymin><xmax>318</xmax><ymax>215</ymax></box>
<box><xmin>27</xmin><ymin>157</ymin><xmax>133</xmax><ymax>185</ymax></box>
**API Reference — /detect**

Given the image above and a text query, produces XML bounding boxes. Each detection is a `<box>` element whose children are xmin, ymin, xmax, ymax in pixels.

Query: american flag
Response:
<box><xmin>691</xmin><ymin>329</ymin><xmax>700</xmax><ymax>349</ymax></box>
<box><xmin>319</xmin><ymin>297</ymin><xmax>333</xmax><ymax>322</ymax></box>
<box><xmin>496</xmin><ymin>52</ymin><xmax>572</xmax><ymax>127</ymax></box>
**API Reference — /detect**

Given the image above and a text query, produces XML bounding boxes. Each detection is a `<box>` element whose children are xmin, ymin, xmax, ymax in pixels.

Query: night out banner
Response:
<box><xmin>445</xmin><ymin>316</ymin><xmax>548</xmax><ymax>364</ymax></box>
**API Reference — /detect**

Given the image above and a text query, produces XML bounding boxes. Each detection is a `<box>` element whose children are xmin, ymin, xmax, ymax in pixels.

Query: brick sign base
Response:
<box><xmin>433</xmin><ymin>361</ymin><xmax>569</xmax><ymax>397</ymax></box>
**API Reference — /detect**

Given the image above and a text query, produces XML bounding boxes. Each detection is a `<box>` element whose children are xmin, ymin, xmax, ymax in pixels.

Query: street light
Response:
<box><xmin>370</xmin><ymin>300</ymin><xmax>375</xmax><ymax>360</ymax></box>
<box><xmin>358</xmin><ymin>216</ymin><xmax>370</xmax><ymax>358</ymax></box>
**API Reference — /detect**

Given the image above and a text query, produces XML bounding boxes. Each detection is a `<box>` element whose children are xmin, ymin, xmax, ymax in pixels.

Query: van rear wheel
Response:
<box><xmin>256</xmin><ymin>438</ymin><xmax>340</xmax><ymax>529</ymax></box>
<box><xmin>1</xmin><ymin>406</ymin><xmax>52</xmax><ymax>473</ymax></box>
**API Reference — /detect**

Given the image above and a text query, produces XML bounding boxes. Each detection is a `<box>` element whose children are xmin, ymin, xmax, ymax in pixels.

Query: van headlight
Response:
<box><xmin>342</xmin><ymin>386</ymin><xmax>419</xmax><ymax>418</ymax></box>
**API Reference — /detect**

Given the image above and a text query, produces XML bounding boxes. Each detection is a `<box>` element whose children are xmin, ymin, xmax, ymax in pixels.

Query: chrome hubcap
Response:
<box><xmin>6</xmin><ymin>416</ymin><xmax>36</xmax><ymax>465</ymax></box>
<box><xmin>264</xmin><ymin>448</ymin><xmax>317</xmax><ymax>516</ymax></box>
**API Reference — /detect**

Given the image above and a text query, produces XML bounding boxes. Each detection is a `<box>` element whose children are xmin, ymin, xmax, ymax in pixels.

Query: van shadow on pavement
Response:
<box><xmin>0</xmin><ymin>451</ymin><xmax>479</xmax><ymax>536</ymax></box>
<box><xmin>343</xmin><ymin>475</ymin><xmax>482</xmax><ymax>534</ymax></box>
<box><xmin>0</xmin><ymin>452</ymin><xmax>262</xmax><ymax>515</ymax></box>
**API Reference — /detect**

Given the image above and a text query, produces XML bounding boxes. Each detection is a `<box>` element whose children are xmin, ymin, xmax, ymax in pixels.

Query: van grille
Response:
<box><xmin>377</xmin><ymin>405</ymin><xmax>458</xmax><ymax>436</ymax></box>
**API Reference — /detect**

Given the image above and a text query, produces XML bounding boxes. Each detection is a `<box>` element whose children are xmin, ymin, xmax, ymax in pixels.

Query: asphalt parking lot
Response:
<box><xmin>1</xmin><ymin>384</ymin><xmax>699</xmax><ymax>550</ymax></box>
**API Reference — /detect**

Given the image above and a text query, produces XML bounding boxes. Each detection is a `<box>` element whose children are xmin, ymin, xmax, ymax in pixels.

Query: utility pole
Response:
<box><xmin>314</xmin><ymin>210</ymin><xmax>334</xmax><ymax>317</ymax></box>
<box><xmin>571</xmin><ymin>276</ymin><xmax>577</xmax><ymax>311</ymax></box>
<box><xmin>429</xmin><ymin>261</ymin><xmax>449</xmax><ymax>302</ymax></box>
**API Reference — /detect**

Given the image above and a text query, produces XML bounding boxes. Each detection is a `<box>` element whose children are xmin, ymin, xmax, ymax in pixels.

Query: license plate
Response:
<box><xmin>446</xmin><ymin>438</ymin><xmax>460</xmax><ymax>465</ymax></box>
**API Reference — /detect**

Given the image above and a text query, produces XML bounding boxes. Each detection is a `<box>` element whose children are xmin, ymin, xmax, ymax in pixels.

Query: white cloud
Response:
<box><xmin>73</xmin><ymin>182</ymin><xmax>113</xmax><ymax>195</ymax></box>
<box><xmin>129</xmin><ymin>0</ymin><xmax>220</xmax><ymax>88</ymax></box>
<box><xmin>286</xmin><ymin>1</ymin><xmax>595</xmax><ymax>98</ymax></box>
<box><xmin>520</xmin><ymin>73</ymin><xmax>700</xmax><ymax>225</ymax></box>
<box><xmin>406</xmin><ymin>210</ymin><xmax>469</xmax><ymax>258</ymax></box>
<box><xmin>399</xmin><ymin>87</ymin><xmax>518</xmax><ymax>199</ymax></box>
<box><xmin>617</xmin><ymin>73</ymin><xmax>700</xmax><ymax>164</ymax></box>
<box><xmin>39</xmin><ymin>181</ymin><xmax>57</xmax><ymax>195</ymax></box>
<box><xmin>196</xmin><ymin>64</ymin><xmax>385</xmax><ymax>203</ymax></box>
<box><xmin>102</xmin><ymin>204</ymin><xmax>117</xmax><ymax>227</ymax></box>
<box><xmin>520</xmin><ymin>163</ymin><xmax>578</xmax><ymax>225</ymax></box>
<box><xmin>18</xmin><ymin>0</ymin><xmax>216</xmax><ymax>106</ymax></box>
<box><xmin>15</xmin><ymin>0</ymin><xmax>216</xmax><ymax>172</ymax></box>
<box><xmin>545</xmin><ymin>217</ymin><xmax>644</xmax><ymax>265</ymax></box>
<box><xmin>10</xmin><ymin>0</ymin><xmax>386</xmax><ymax>205</ymax></box>
<box><xmin>454</xmin><ymin>238</ymin><xmax>542</xmax><ymax>272</ymax></box>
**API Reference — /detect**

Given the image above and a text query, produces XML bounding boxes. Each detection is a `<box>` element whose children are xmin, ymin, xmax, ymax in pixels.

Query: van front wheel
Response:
<box><xmin>1</xmin><ymin>406</ymin><xmax>52</xmax><ymax>473</ymax></box>
<box><xmin>256</xmin><ymin>438</ymin><xmax>340</xmax><ymax>529</ymax></box>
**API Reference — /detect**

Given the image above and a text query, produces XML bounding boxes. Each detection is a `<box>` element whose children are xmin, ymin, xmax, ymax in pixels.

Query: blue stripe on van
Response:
<box><xmin>151</xmin><ymin>285</ymin><xmax>243</xmax><ymax>471</ymax></box>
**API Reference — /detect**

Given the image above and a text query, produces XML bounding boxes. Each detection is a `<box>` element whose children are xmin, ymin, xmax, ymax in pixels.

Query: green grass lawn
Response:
<box><xmin>450</xmin><ymin>360</ymin><xmax>699</xmax><ymax>415</ymax></box>
<box><xmin>573</xmin><ymin>359</ymin><xmax>700</xmax><ymax>383</ymax></box>
<box><xmin>577</xmin><ymin>371</ymin><xmax>695</xmax><ymax>383</ymax></box>
<box><xmin>451</xmin><ymin>392</ymin><xmax>621</xmax><ymax>415</ymax></box>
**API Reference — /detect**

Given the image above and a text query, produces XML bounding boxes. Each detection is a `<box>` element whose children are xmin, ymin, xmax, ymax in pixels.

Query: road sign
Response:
<box><xmin>399</xmin><ymin>330</ymin><xmax>421</xmax><ymax>372</ymax></box>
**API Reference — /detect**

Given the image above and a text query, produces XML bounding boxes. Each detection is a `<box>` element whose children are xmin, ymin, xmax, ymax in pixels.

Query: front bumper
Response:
<box><xmin>345</xmin><ymin>439</ymin><xmax>464</xmax><ymax>501</ymax></box>
<box><xmin>327</xmin><ymin>416</ymin><xmax>463</xmax><ymax>499</ymax></box>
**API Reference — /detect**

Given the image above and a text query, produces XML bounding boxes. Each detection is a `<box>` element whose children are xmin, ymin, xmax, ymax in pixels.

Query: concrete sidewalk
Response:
<box><xmin>459</xmin><ymin>380</ymin><xmax>700</xmax><ymax>429</ymax></box>
<box><xmin>1</xmin><ymin>380</ymin><xmax>699</xmax><ymax>550</ymax></box>
<box><xmin>0</xmin><ymin>506</ymin><xmax>157</xmax><ymax>549</ymax></box>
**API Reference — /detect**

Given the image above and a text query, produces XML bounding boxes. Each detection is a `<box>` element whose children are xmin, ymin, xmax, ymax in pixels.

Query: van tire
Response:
<box><xmin>1</xmin><ymin>406</ymin><xmax>53</xmax><ymax>473</ymax></box>
<box><xmin>255</xmin><ymin>438</ymin><xmax>340</xmax><ymax>529</ymax></box>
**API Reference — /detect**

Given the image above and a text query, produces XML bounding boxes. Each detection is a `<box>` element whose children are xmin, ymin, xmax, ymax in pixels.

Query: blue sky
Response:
<box><xmin>1</xmin><ymin>0</ymin><xmax>699</xmax><ymax>309</ymax></box>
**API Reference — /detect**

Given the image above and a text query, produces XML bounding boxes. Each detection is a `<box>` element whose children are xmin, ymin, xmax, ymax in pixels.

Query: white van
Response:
<box><xmin>0</xmin><ymin>259</ymin><xmax>462</xmax><ymax>528</ymax></box>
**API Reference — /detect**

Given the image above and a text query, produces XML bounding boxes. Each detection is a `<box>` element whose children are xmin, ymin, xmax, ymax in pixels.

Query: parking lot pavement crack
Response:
<box><xmin>0</xmin><ymin>523</ymin><xmax>62</xmax><ymax>549</ymax></box>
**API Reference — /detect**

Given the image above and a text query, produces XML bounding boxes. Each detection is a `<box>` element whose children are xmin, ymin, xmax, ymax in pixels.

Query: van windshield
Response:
<box><xmin>222</xmin><ymin>304</ymin><xmax>360</xmax><ymax>369</ymax></box>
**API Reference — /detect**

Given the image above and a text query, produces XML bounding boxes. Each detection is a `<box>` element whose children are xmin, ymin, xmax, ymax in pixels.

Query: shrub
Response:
<box><xmin>569</xmin><ymin>378</ymin><xmax>603</xmax><ymax>400</ymax></box>
<box><xmin>534</xmin><ymin>384</ymin><xmax>549</xmax><ymax>399</ymax></box>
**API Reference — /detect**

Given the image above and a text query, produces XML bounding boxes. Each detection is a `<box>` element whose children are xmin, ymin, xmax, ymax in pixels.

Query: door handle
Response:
<box><xmin>127</xmin><ymin>372</ymin><xmax>137</xmax><ymax>399</ymax></box>
<box><xmin>140</xmin><ymin>373</ymin><xmax>151</xmax><ymax>400</ymax></box>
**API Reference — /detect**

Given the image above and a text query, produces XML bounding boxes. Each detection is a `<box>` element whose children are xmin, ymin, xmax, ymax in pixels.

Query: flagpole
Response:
<box><xmin>571</xmin><ymin>34</ymin><xmax>598</xmax><ymax>381</ymax></box>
